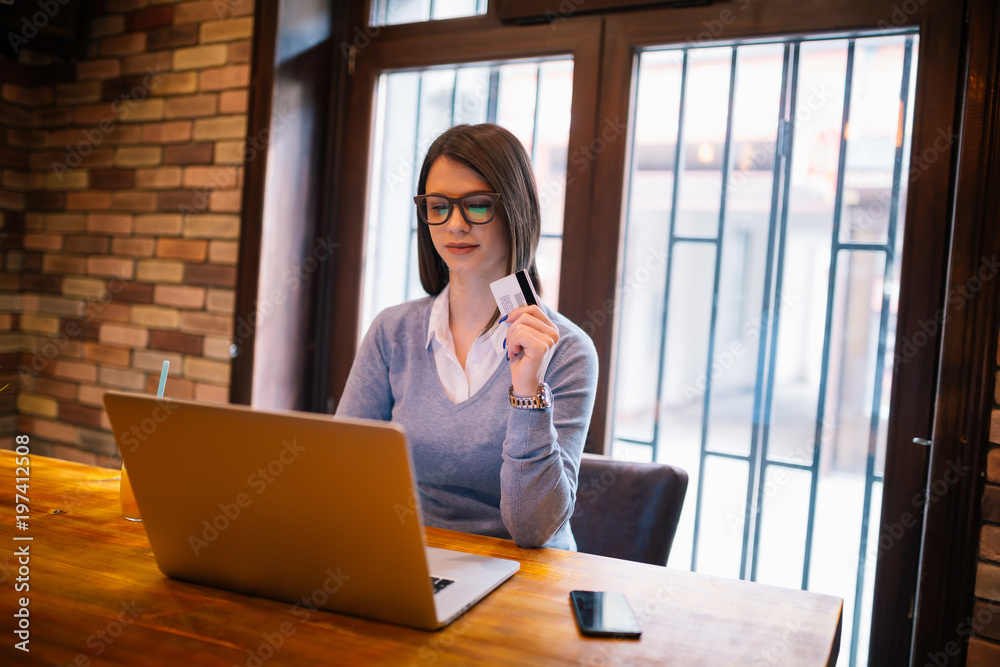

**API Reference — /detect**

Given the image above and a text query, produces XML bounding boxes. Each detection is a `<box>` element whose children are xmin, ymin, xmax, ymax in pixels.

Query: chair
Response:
<box><xmin>570</xmin><ymin>454</ymin><xmax>688</xmax><ymax>566</ymax></box>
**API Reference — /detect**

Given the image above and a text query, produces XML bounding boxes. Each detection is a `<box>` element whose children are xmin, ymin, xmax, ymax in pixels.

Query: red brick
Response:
<box><xmin>158</xmin><ymin>190</ymin><xmax>210</xmax><ymax>213</ymax></box>
<box><xmin>26</xmin><ymin>191</ymin><xmax>66</xmax><ymax>211</ymax></box>
<box><xmin>50</xmin><ymin>359</ymin><xmax>97</xmax><ymax>383</ymax></box>
<box><xmin>218</xmin><ymin>90</ymin><xmax>248</xmax><ymax>114</ymax></box>
<box><xmin>59</xmin><ymin>402</ymin><xmax>105</xmax><ymax>429</ymax></box>
<box><xmin>111</xmin><ymin>237</ymin><xmax>156</xmax><ymax>257</ymax></box>
<box><xmin>34</xmin><ymin>419</ymin><xmax>78</xmax><ymax>444</ymax></box>
<box><xmin>42</xmin><ymin>254</ymin><xmax>86</xmax><ymax>274</ymax></box>
<box><xmin>66</xmin><ymin>192</ymin><xmax>112</xmax><ymax>211</ymax></box>
<box><xmin>87</xmin><ymin>257</ymin><xmax>136</xmax><ymax>279</ymax></box>
<box><xmin>184</xmin><ymin>165</ymin><xmax>237</xmax><ymax>188</ymax></box>
<box><xmin>123</xmin><ymin>51</ymin><xmax>172</xmax><ymax>77</ymax></box>
<box><xmin>74</xmin><ymin>102</ymin><xmax>117</xmax><ymax>126</ymax></box>
<box><xmin>184</xmin><ymin>263</ymin><xmax>236</xmax><ymax>287</ymax></box>
<box><xmin>23</xmin><ymin>234</ymin><xmax>63</xmax><ymax>252</ymax></box>
<box><xmin>77</xmin><ymin>60</ymin><xmax>122</xmax><ymax>81</ymax></box>
<box><xmin>984</xmin><ymin>525</ymin><xmax>1000</xmax><ymax>563</ymax></box>
<box><xmin>89</xmin><ymin>169</ymin><xmax>134</xmax><ymax>190</ymax></box>
<box><xmin>141</xmin><ymin>121</ymin><xmax>192</xmax><ymax>144</ymax></box>
<box><xmin>149</xmin><ymin>330</ymin><xmax>202</xmax><ymax>355</ymax></box>
<box><xmin>112</xmin><ymin>282</ymin><xmax>154</xmax><ymax>304</ymax></box>
<box><xmin>83</xmin><ymin>342</ymin><xmax>132</xmax><ymax>367</ymax></box>
<box><xmin>62</xmin><ymin>319</ymin><xmax>102</xmax><ymax>341</ymax></box>
<box><xmin>179</xmin><ymin>311</ymin><xmax>231</xmax><ymax>335</ymax></box>
<box><xmin>127</xmin><ymin>6</ymin><xmax>174</xmax><ymax>31</ymax></box>
<box><xmin>164</xmin><ymin>94</ymin><xmax>218</xmax><ymax>120</ymax></box>
<box><xmin>87</xmin><ymin>213</ymin><xmax>132</xmax><ymax>235</ymax></box>
<box><xmin>973</xmin><ymin>599</ymin><xmax>1000</xmax><ymax>642</ymax></box>
<box><xmin>144</xmin><ymin>374</ymin><xmax>194</xmax><ymax>399</ymax></box>
<box><xmin>986</xmin><ymin>485</ymin><xmax>1000</xmax><ymax>524</ymax></box>
<box><xmin>64</xmin><ymin>235</ymin><xmax>111</xmax><ymax>254</ymax></box>
<box><xmin>20</xmin><ymin>274</ymin><xmax>62</xmax><ymax>294</ymax></box>
<box><xmin>157</xmin><ymin>238</ymin><xmax>207</xmax><ymax>261</ymax></box>
<box><xmin>153</xmin><ymin>285</ymin><xmax>205</xmax><ymax>309</ymax></box>
<box><xmin>175</xmin><ymin>0</ymin><xmax>220</xmax><ymax>23</ymax></box>
<box><xmin>90</xmin><ymin>15</ymin><xmax>125</xmax><ymax>39</ymax></box>
<box><xmin>209</xmin><ymin>189</ymin><xmax>241</xmax><ymax>212</ymax></box>
<box><xmin>147</xmin><ymin>24</ymin><xmax>198</xmax><ymax>50</ymax></box>
<box><xmin>110</xmin><ymin>191</ymin><xmax>158</xmax><ymax>211</ymax></box>
<box><xmin>229</xmin><ymin>40</ymin><xmax>251</xmax><ymax>65</ymax></box>
<box><xmin>195</xmin><ymin>382</ymin><xmax>229</xmax><ymax>403</ymax></box>
<box><xmin>99</xmin><ymin>323</ymin><xmax>149</xmax><ymax>348</ymax></box>
<box><xmin>199</xmin><ymin>65</ymin><xmax>250</xmax><ymax>91</ymax></box>
<box><xmin>34</xmin><ymin>377</ymin><xmax>79</xmax><ymax>401</ymax></box>
<box><xmin>163</xmin><ymin>142</ymin><xmax>213</xmax><ymax>165</ymax></box>
<box><xmin>101</xmin><ymin>33</ymin><xmax>148</xmax><ymax>57</ymax></box>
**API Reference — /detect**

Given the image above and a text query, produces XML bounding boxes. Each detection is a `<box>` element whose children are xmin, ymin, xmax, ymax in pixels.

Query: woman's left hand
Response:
<box><xmin>504</xmin><ymin>305</ymin><xmax>560</xmax><ymax>396</ymax></box>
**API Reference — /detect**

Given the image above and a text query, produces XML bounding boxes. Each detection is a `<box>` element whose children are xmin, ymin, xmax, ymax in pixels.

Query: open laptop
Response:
<box><xmin>103</xmin><ymin>391</ymin><xmax>519</xmax><ymax>631</ymax></box>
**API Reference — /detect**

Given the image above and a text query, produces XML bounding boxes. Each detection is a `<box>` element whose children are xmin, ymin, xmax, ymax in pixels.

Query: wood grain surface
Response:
<box><xmin>0</xmin><ymin>450</ymin><xmax>841</xmax><ymax>665</ymax></box>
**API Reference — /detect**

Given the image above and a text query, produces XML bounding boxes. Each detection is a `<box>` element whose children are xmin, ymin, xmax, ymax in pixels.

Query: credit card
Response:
<box><xmin>489</xmin><ymin>269</ymin><xmax>539</xmax><ymax>316</ymax></box>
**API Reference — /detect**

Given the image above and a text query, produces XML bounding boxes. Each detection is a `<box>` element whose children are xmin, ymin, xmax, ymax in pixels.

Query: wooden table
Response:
<box><xmin>0</xmin><ymin>450</ymin><xmax>842</xmax><ymax>665</ymax></box>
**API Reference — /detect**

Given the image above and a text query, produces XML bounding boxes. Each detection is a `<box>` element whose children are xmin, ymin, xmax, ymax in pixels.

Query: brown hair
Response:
<box><xmin>416</xmin><ymin>124</ymin><xmax>542</xmax><ymax>331</ymax></box>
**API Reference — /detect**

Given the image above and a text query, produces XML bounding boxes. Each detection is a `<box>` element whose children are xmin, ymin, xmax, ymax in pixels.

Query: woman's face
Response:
<box><xmin>424</xmin><ymin>156</ymin><xmax>509</xmax><ymax>284</ymax></box>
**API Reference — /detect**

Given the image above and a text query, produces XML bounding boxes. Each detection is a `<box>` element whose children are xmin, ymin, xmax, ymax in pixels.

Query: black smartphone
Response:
<box><xmin>569</xmin><ymin>590</ymin><xmax>642</xmax><ymax>639</ymax></box>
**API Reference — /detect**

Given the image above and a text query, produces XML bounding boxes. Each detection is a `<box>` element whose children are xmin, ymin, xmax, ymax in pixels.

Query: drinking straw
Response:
<box><xmin>156</xmin><ymin>360</ymin><xmax>169</xmax><ymax>398</ymax></box>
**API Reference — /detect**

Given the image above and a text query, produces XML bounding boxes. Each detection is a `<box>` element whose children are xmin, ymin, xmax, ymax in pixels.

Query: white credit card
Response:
<box><xmin>490</xmin><ymin>269</ymin><xmax>539</xmax><ymax>316</ymax></box>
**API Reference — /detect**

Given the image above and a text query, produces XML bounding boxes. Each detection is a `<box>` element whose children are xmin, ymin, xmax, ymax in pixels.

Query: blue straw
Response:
<box><xmin>156</xmin><ymin>360</ymin><xmax>169</xmax><ymax>398</ymax></box>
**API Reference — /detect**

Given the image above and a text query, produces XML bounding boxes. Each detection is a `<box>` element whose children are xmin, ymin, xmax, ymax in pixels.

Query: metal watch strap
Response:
<box><xmin>508</xmin><ymin>383</ymin><xmax>552</xmax><ymax>409</ymax></box>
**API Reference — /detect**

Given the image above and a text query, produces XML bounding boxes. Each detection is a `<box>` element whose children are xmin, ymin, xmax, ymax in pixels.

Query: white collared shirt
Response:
<box><xmin>427</xmin><ymin>285</ymin><xmax>508</xmax><ymax>403</ymax></box>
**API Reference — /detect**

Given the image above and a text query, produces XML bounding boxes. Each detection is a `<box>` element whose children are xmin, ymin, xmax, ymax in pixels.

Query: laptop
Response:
<box><xmin>103</xmin><ymin>391</ymin><xmax>519</xmax><ymax>631</ymax></box>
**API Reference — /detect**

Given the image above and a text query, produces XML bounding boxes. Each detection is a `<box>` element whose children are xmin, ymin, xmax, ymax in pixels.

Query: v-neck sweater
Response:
<box><xmin>335</xmin><ymin>296</ymin><xmax>599</xmax><ymax>549</ymax></box>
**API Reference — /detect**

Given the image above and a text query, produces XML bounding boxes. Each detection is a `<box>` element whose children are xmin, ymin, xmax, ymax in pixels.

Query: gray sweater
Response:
<box><xmin>335</xmin><ymin>296</ymin><xmax>599</xmax><ymax>549</ymax></box>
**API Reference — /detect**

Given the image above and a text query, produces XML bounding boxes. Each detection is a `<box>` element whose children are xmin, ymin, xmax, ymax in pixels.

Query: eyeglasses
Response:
<box><xmin>413</xmin><ymin>192</ymin><xmax>501</xmax><ymax>225</ymax></box>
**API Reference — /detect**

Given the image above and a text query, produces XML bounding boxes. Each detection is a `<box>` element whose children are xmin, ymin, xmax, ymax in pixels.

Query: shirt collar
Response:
<box><xmin>426</xmin><ymin>284</ymin><xmax>508</xmax><ymax>358</ymax></box>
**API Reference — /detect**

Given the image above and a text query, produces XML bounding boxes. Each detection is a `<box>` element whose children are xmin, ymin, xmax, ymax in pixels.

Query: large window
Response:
<box><xmin>329</xmin><ymin>3</ymin><xmax>963</xmax><ymax>664</ymax></box>
<box><xmin>362</xmin><ymin>59</ymin><xmax>572</xmax><ymax>334</ymax></box>
<box><xmin>611</xmin><ymin>33</ymin><xmax>917</xmax><ymax>665</ymax></box>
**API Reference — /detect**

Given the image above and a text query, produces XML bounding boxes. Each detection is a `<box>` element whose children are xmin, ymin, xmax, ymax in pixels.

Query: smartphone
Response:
<box><xmin>569</xmin><ymin>590</ymin><xmax>642</xmax><ymax>639</ymax></box>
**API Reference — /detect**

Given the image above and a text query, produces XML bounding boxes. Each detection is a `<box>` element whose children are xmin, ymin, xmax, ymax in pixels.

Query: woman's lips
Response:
<box><xmin>445</xmin><ymin>243</ymin><xmax>477</xmax><ymax>255</ymax></box>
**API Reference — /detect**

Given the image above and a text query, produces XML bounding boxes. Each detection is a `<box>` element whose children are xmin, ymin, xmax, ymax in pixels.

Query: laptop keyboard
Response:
<box><xmin>431</xmin><ymin>576</ymin><xmax>454</xmax><ymax>594</ymax></box>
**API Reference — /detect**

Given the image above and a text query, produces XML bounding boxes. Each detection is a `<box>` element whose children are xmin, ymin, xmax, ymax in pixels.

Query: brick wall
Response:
<box><xmin>0</xmin><ymin>0</ymin><xmax>254</xmax><ymax>466</ymax></box>
<box><xmin>969</xmin><ymin>336</ymin><xmax>1000</xmax><ymax>665</ymax></box>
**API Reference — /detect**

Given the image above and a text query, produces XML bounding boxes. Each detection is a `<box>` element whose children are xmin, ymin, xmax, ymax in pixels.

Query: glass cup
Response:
<box><xmin>120</xmin><ymin>464</ymin><xmax>142</xmax><ymax>522</ymax></box>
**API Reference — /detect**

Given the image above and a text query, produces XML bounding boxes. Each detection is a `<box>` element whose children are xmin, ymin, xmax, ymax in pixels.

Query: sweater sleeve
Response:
<box><xmin>334</xmin><ymin>314</ymin><xmax>394</xmax><ymax>421</ymax></box>
<box><xmin>499</xmin><ymin>330</ymin><xmax>599</xmax><ymax>548</ymax></box>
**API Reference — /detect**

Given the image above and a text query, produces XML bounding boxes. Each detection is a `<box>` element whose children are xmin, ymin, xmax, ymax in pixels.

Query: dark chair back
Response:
<box><xmin>570</xmin><ymin>454</ymin><xmax>688</xmax><ymax>566</ymax></box>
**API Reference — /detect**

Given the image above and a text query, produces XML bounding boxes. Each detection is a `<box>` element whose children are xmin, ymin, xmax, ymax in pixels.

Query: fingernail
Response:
<box><xmin>502</xmin><ymin>338</ymin><xmax>506</xmax><ymax>350</ymax></box>
<box><xmin>498</xmin><ymin>314</ymin><xmax>508</xmax><ymax>324</ymax></box>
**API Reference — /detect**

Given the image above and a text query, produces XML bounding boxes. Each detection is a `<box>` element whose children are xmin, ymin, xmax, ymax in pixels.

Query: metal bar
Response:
<box><xmin>693</xmin><ymin>45</ymin><xmax>737</xmax><ymax>572</ymax></box>
<box><xmin>850</xmin><ymin>35</ymin><xmax>913</xmax><ymax>667</ymax></box>
<box><xmin>672</xmin><ymin>236</ymin><xmax>720</xmax><ymax>244</ymax></box>
<box><xmin>837</xmin><ymin>242</ymin><xmax>893</xmax><ymax>252</ymax></box>
<box><xmin>404</xmin><ymin>72</ymin><xmax>427</xmax><ymax>301</ymax></box>
<box><xmin>751</xmin><ymin>41</ymin><xmax>800</xmax><ymax>584</ymax></box>
<box><xmin>428</xmin><ymin>0</ymin><xmax>436</xmax><ymax>21</ymax></box>
<box><xmin>645</xmin><ymin>46</ymin><xmax>685</xmax><ymax>561</ymax></box>
<box><xmin>805</xmin><ymin>39</ymin><xmax>856</xmax><ymax>594</ymax></box>
<box><xmin>449</xmin><ymin>68</ymin><xmax>458</xmax><ymax>126</ymax></box>
<box><xmin>703</xmin><ymin>450</ymin><xmax>753</xmax><ymax>463</ymax></box>
<box><xmin>486</xmin><ymin>68</ymin><xmax>500</xmax><ymax>125</ymax></box>
<box><xmin>609</xmin><ymin>49</ymin><xmax>646</xmax><ymax>462</ymax></box>
<box><xmin>616</xmin><ymin>436</ymin><xmax>654</xmax><ymax>447</ymax></box>
<box><xmin>759</xmin><ymin>459</ymin><xmax>816</xmax><ymax>473</ymax></box>
<box><xmin>530</xmin><ymin>63</ymin><xmax>543</xmax><ymax>164</ymax></box>
<box><xmin>738</xmin><ymin>42</ymin><xmax>792</xmax><ymax>582</ymax></box>
<box><xmin>540</xmin><ymin>233</ymin><xmax>563</xmax><ymax>240</ymax></box>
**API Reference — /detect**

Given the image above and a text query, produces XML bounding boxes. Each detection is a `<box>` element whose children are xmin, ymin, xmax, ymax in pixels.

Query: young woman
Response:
<box><xmin>336</xmin><ymin>124</ymin><xmax>598</xmax><ymax>549</ymax></box>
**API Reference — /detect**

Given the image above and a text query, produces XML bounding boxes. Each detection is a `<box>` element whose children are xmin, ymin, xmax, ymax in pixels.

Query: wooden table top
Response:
<box><xmin>0</xmin><ymin>450</ymin><xmax>842</xmax><ymax>665</ymax></box>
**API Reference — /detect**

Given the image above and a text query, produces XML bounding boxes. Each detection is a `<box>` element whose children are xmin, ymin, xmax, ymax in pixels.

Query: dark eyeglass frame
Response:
<box><xmin>413</xmin><ymin>192</ymin><xmax>502</xmax><ymax>225</ymax></box>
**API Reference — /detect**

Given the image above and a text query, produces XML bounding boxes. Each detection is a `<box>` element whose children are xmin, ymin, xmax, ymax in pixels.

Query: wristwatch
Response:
<box><xmin>508</xmin><ymin>383</ymin><xmax>553</xmax><ymax>410</ymax></box>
